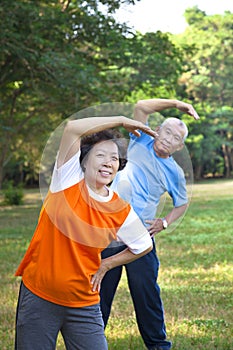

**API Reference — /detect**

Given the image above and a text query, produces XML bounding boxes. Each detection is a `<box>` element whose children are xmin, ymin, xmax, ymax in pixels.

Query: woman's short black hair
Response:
<box><xmin>80</xmin><ymin>129</ymin><xmax>128</xmax><ymax>171</ymax></box>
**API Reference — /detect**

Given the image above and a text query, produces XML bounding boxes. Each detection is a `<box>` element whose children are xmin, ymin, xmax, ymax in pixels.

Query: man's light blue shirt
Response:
<box><xmin>111</xmin><ymin>131</ymin><xmax>188</xmax><ymax>223</ymax></box>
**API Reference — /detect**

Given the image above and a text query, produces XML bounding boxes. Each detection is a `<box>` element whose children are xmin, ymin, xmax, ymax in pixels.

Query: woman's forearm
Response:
<box><xmin>101</xmin><ymin>246</ymin><xmax>152</xmax><ymax>271</ymax></box>
<box><xmin>91</xmin><ymin>245</ymin><xmax>152</xmax><ymax>292</ymax></box>
<box><xmin>65</xmin><ymin>116</ymin><xmax>125</xmax><ymax>139</ymax></box>
<box><xmin>57</xmin><ymin>115</ymin><xmax>155</xmax><ymax>167</ymax></box>
<box><xmin>57</xmin><ymin>116</ymin><xmax>125</xmax><ymax>167</ymax></box>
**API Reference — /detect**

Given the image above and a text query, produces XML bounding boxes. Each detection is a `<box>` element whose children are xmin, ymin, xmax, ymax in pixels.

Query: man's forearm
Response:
<box><xmin>165</xmin><ymin>203</ymin><xmax>188</xmax><ymax>225</ymax></box>
<box><xmin>137</xmin><ymin>99</ymin><xmax>177</xmax><ymax>113</ymax></box>
<box><xmin>134</xmin><ymin>98</ymin><xmax>199</xmax><ymax>123</ymax></box>
<box><xmin>134</xmin><ymin>99</ymin><xmax>178</xmax><ymax>123</ymax></box>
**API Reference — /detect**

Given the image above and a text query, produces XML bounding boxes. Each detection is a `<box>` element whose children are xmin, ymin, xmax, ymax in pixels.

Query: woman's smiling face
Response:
<box><xmin>83</xmin><ymin>140</ymin><xmax>120</xmax><ymax>190</ymax></box>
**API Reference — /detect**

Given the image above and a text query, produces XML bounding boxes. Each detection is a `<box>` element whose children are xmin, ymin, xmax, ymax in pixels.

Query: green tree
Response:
<box><xmin>174</xmin><ymin>8</ymin><xmax>233</xmax><ymax>178</ymax></box>
<box><xmin>122</xmin><ymin>31</ymin><xmax>184</xmax><ymax>99</ymax></box>
<box><xmin>0</xmin><ymin>0</ymin><xmax>138</xmax><ymax>188</ymax></box>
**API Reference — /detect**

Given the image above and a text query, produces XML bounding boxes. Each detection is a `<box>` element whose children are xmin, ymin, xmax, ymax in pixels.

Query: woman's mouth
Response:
<box><xmin>99</xmin><ymin>169</ymin><xmax>112</xmax><ymax>177</ymax></box>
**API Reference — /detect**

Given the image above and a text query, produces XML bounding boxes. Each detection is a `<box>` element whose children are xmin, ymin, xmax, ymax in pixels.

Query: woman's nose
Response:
<box><xmin>103</xmin><ymin>157</ymin><xmax>112</xmax><ymax>166</ymax></box>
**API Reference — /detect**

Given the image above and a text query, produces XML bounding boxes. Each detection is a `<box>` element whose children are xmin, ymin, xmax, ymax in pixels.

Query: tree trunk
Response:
<box><xmin>222</xmin><ymin>144</ymin><xmax>231</xmax><ymax>178</ymax></box>
<box><xmin>229</xmin><ymin>147</ymin><xmax>233</xmax><ymax>176</ymax></box>
<box><xmin>0</xmin><ymin>161</ymin><xmax>4</xmax><ymax>190</ymax></box>
<box><xmin>194</xmin><ymin>163</ymin><xmax>203</xmax><ymax>181</ymax></box>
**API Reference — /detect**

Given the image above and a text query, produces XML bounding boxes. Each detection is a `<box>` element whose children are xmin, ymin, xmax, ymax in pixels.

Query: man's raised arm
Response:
<box><xmin>134</xmin><ymin>98</ymin><xmax>200</xmax><ymax>124</ymax></box>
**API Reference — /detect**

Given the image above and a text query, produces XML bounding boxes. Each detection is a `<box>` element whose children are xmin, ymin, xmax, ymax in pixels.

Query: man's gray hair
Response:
<box><xmin>161</xmin><ymin>117</ymin><xmax>188</xmax><ymax>141</ymax></box>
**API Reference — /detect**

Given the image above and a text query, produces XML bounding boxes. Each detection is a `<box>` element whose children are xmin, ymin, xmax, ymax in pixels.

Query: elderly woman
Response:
<box><xmin>15</xmin><ymin>115</ymin><xmax>154</xmax><ymax>350</ymax></box>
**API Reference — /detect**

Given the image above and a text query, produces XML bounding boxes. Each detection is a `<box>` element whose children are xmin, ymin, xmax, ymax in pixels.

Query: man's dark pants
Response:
<box><xmin>100</xmin><ymin>240</ymin><xmax>172</xmax><ymax>350</ymax></box>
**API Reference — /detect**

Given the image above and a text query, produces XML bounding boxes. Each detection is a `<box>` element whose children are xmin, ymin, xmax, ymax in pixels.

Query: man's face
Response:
<box><xmin>154</xmin><ymin>121</ymin><xmax>185</xmax><ymax>158</ymax></box>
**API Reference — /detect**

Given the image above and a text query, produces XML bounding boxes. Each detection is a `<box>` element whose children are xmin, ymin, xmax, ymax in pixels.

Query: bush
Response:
<box><xmin>2</xmin><ymin>181</ymin><xmax>24</xmax><ymax>205</ymax></box>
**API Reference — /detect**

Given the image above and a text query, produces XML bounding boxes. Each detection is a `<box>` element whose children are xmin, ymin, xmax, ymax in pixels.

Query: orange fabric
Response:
<box><xmin>15</xmin><ymin>180</ymin><xmax>130</xmax><ymax>307</ymax></box>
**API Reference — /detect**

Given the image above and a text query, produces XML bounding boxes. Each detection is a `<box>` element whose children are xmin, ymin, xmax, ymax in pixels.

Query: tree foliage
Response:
<box><xmin>0</xmin><ymin>2</ymin><xmax>233</xmax><ymax>187</ymax></box>
<box><xmin>175</xmin><ymin>8</ymin><xmax>233</xmax><ymax>179</ymax></box>
<box><xmin>0</xmin><ymin>0</ymin><xmax>139</xmax><ymax>187</ymax></box>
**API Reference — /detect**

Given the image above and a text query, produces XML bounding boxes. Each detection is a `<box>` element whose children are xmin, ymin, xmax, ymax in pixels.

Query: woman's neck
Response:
<box><xmin>85</xmin><ymin>182</ymin><xmax>109</xmax><ymax>197</ymax></box>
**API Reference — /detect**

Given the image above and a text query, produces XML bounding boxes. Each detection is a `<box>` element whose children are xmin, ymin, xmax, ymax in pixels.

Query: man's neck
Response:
<box><xmin>153</xmin><ymin>144</ymin><xmax>170</xmax><ymax>159</ymax></box>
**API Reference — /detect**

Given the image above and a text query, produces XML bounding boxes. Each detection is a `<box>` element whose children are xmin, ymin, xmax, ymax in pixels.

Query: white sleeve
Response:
<box><xmin>117</xmin><ymin>207</ymin><xmax>152</xmax><ymax>254</ymax></box>
<box><xmin>50</xmin><ymin>151</ymin><xmax>84</xmax><ymax>193</ymax></box>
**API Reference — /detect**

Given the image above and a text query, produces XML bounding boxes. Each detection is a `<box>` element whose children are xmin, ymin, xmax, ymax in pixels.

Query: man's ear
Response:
<box><xmin>155</xmin><ymin>126</ymin><xmax>160</xmax><ymax>137</ymax></box>
<box><xmin>176</xmin><ymin>142</ymin><xmax>184</xmax><ymax>152</ymax></box>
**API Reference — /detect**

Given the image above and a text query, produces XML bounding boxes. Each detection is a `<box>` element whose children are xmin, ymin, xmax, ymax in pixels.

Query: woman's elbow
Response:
<box><xmin>142</xmin><ymin>244</ymin><xmax>153</xmax><ymax>256</ymax></box>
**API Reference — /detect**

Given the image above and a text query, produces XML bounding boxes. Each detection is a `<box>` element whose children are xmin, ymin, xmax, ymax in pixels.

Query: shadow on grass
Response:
<box><xmin>107</xmin><ymin>329</ymin><xmax>233</xmax><ymax>350</ymax></box>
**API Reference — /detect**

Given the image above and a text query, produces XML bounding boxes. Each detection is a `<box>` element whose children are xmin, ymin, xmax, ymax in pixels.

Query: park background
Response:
<box><xmin>0</xmin><ymin>1</ymin><xmax>232</xmax><ymax>349</ymax></box>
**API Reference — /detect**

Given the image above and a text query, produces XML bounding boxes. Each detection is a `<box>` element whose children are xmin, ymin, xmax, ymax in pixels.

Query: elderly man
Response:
<box><xmin>100</xmin><ymin>98</ymin><xmax>199</xmax><ymax>350</ymax></box>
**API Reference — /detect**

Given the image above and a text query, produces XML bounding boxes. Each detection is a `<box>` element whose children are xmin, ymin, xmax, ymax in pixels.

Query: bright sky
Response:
<box><xmin>115</xmin><ymin>0</ymin><xmax>233</xmax><ymax>34</ymax></box>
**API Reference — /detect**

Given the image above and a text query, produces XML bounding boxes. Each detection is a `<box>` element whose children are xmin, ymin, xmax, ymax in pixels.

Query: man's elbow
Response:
<box><xmin>182</xmin><ymin>203</ymin><xmax>189</xmax><ymax>211</ymax></box>
<box><xmin>134</xmin><ymin>100</ymin><xmax>149</xmax><ymax>123</ymax></box>
<box><xmin>135</xmin><ymin>99</ymin><xmax>154</xmax><ymax>114</ymax></box>
<box><xmin>134</xmin><ymin>100</ymin><xmax>146</xmax><ymax>112</ymax></box>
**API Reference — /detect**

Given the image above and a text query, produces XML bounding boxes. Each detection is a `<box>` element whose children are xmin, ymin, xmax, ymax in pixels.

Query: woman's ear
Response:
<box><xmin>81</xmin><ymin>158</ymin><xmax>87</xmax><ymax>172</ymax></box>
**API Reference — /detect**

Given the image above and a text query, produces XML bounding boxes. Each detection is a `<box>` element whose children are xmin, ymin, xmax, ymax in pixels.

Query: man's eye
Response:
<box><xmin>97</xmin><ymin>154</ymin><xmax>104</xmax><ymax>157</ymax></box>
<box><xmin>112</xmin><ymin>157</ymin><xmax>119</xmax><ymax>161</ymax></box>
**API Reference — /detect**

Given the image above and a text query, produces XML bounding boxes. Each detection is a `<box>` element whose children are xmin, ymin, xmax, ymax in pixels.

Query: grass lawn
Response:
<box><xmin>0</xmin><ymin>180</ymin><xmax>232</xmax><ymax>349</ymax></box>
